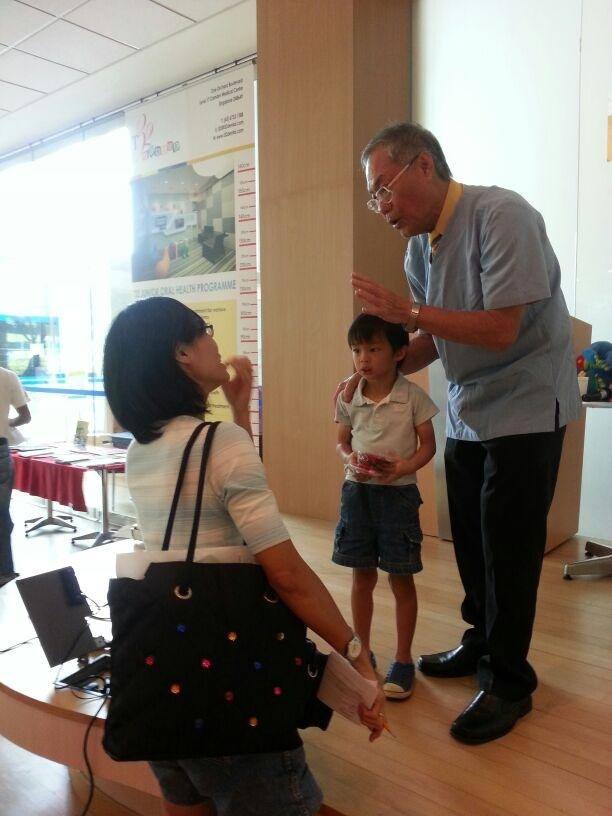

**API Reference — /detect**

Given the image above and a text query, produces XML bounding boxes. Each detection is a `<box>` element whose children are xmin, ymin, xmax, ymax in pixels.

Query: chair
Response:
<box><xmin>201</xmin><ymin>232</ymin><xmax>226</xmax><ymax>263</ymax></box>
<box><xmin>563</xmin><ymin>539</ymin><xmax>612</xmax><ymax>579</ymax></box>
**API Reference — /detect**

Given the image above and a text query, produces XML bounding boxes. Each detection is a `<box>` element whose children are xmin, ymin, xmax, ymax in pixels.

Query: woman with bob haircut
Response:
<box><xmin>103</xmin><ymin>296</ymin><xmax>384</xmax><ymax>816</ymax></box>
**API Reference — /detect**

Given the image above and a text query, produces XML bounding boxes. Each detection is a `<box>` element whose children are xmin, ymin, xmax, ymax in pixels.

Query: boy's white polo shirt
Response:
<box><xmin>335</xmin><ymin>375</ymin><xmax>439</xmax><ymax>486</ymax></box>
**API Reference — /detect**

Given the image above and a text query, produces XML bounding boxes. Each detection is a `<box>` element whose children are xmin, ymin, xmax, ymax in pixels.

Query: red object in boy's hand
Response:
<box><xmin>356</xmin><ymin>452</ymin><xmax>389</xmax><ymax>471</ymax></box>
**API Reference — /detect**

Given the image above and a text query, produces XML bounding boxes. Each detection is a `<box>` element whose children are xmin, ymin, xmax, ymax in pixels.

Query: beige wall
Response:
<box><xmin>258</xmin><ymin>0</ymin><xmax>413</xmax><ymax>521</ymax></box>
<box><xmin>412</xmin><ymin>0</ymin><xmax>611</xmax><ymax>542</ymax></box>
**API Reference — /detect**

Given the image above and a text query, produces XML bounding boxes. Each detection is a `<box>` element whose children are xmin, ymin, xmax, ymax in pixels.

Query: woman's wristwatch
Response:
<box><xmin>342</xmin><ymin>633</ymin><xmax>363</xmax><ymax>662</ymax></box>
<box><xmin>402</xmin><ymin>302</ymin><xmax>422</xmax><ymax>333</ymax></box>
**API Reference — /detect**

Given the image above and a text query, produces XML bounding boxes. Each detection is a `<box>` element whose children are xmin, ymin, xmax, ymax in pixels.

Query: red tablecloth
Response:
<box><xmin>11</xmin><ymin>454</ymin><xmax>88</xmax><ymax>512</ymax></box>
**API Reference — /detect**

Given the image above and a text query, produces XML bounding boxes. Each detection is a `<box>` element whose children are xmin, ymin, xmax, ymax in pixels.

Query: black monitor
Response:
<box><xmin>16</xmin><ymin>567</ymin><xmax>97</xmax><ymax>668</ymax></box>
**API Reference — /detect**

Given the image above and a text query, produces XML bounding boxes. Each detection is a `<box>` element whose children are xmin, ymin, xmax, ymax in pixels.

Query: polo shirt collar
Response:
<box><xmin>353</xmin><ymin>374</ymin><xmax>411</xmax><ymax>406</ymax></box>
<box><xmin>429</xmin><ymin>178</ymin><xmax>463</xmax><ymax>247</ymax></box>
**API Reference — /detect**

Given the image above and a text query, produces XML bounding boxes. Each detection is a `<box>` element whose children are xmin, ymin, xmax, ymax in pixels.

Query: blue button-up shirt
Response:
<box><xmin>405</xmin><ymin>184</ymin><xmax>581</xmax><ymax>441</ymax></box>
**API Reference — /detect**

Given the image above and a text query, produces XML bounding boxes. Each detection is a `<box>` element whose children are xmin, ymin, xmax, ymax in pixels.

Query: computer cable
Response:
<box><xmin>0</xmin><ymin>636</ymin><xmax>38</xmax><ymax>653</ymax></box>
<box><xmin>76</xmin><ymin>691</ymin><xmax>108</xmax><ymax>816</ymax></box>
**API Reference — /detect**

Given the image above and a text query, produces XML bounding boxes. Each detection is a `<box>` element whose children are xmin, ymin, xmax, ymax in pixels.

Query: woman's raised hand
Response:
<box><xmin>222</xmin><ymin>356</ymin><xmax>253</xmax><ymax>414</ymax></box>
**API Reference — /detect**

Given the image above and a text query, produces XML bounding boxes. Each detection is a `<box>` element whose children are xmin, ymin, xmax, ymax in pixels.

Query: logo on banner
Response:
<box><xmin>132</xmin><ymin>113</ymin><xmax>181</xmax><ymax>161</ymax></box>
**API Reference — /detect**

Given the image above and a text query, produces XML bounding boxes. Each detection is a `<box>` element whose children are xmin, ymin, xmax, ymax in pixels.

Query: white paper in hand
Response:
<box><xmin>316</xmin><ymin>650</ymin><xmax>378</xmax><ymax>724</ymax></box>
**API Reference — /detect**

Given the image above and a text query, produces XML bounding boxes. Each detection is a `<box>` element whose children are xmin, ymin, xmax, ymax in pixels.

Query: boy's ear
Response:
<box><xmin>394</xmin><ymin>345</ymin><xmax>407</xmax><ymax>364</ymax></box>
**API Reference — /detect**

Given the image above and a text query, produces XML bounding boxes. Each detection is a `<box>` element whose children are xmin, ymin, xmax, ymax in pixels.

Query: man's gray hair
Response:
<box><xmin>361</xmin><ymin>122</ymin><xmax>452</xmax><ymax>181</ymax></box>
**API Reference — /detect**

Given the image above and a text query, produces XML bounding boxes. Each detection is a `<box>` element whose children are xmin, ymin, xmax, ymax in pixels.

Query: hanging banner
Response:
<box><xmin>125</xmin><ymin>63</ymin><xmax>259</xmax><ymax>445</ymax></box>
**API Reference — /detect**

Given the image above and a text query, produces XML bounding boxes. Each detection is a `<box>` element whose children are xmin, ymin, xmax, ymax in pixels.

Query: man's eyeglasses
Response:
<box><xmin>366</xmin><ymin>157</ymin><xmax>416</xmax><ymax>212</ymax></box>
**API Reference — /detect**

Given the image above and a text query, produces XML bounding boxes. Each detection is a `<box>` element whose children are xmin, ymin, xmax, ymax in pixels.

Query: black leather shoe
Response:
<box><xmin>450</xmin><ymin>690</ymin><xmax>532</xmax><ymax>744</ymax></box>
<box><xmin>417</xmin><ymin>642</ymin><xmax>484</xmax><ymax>678</ymax></box>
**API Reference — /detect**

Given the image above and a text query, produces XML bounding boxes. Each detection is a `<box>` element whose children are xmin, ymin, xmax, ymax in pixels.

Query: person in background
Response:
<box><xmin>104</xmin><ymin>297</ymin><xmax>385</xmax><ymax>816</ymax></box>
<box><xmin>334</xmin><ymin>314</ymin><xmax>437</xmax><ymax>701</ymax></box>
<box><xmin>0</xmin><ymin>365</ymin><xmax>31</xmax><ymax>585</ymax></box>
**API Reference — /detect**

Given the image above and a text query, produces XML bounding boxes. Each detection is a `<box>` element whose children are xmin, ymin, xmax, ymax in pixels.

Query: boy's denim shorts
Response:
<box><xmin>149</xmin><ymin>746</ymin><xmax>322</xmax><ymax>815</ymax></box>
<box><xmin>333</xmin><ymin>481</ymin><xmax>423</xmax><ymax>575</ymax></box>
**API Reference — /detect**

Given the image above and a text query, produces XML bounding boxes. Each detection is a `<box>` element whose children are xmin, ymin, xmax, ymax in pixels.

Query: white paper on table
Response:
<box><xmin>316</xmin><ymin>650</ymin><xmax>379</xmax><ymax>723</ymax></box>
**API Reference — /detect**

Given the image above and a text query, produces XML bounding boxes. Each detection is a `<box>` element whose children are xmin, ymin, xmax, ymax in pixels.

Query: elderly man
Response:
<box><xmin>347</xmin><ymin>122</ymin><xmax>580</xmax><ymax>744</ymax></box>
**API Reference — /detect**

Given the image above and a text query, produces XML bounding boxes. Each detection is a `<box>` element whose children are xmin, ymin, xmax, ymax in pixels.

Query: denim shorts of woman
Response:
<box><xmin>150</xmin><ymin>746</ymin><xmax>323</xmax><ymax>815</ymax></box>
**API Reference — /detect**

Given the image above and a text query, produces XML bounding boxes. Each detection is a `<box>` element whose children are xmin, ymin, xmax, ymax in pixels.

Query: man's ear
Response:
<box><xmin>416</xmin><ymin>151</ymin><xmax>435</xmax><ymax>178</ymax></box>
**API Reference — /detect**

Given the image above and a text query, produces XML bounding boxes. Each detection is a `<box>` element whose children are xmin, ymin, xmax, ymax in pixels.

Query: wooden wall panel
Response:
<box><xmin>258</xmin><ymin>1</ymin><xmax>411</xmax><ymax>520</ymax></box>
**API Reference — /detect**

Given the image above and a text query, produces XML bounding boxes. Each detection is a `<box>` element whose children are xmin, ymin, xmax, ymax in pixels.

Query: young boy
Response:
<box><xmin>334</xmin><ymin>314</ymin><xmax>438</xmax><ymax>699</ymax></box>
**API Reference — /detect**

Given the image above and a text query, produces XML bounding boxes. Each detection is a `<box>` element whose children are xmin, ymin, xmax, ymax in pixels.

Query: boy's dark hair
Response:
<box><xmin>347</xmin><ymin>314</ymin><xmax>409</xmax><ymax>352</ymax></box>
<box><xmin>103</xmin><ymin>297</ymin><xmax>207</xmax><ymax>444</ymax></box>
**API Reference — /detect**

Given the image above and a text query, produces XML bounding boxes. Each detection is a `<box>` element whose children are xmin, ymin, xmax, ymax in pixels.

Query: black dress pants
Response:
<box><xmin>444</xmin><ymin>424</ymin><xmax>565</xmax><ymax>701</ymax></box>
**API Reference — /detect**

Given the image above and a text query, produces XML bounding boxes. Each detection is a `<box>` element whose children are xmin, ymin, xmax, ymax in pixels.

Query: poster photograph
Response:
<box><xmin>131</xmin><ymin>155</ymin><xmax>236</xmax><ymax>283</ymax></box>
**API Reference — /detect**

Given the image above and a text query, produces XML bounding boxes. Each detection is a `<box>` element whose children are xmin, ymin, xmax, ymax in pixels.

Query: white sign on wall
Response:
<box><xmin>126</xmin><ymin>64</ymin><xmax>255</xmax><ymax>178</ymax></box>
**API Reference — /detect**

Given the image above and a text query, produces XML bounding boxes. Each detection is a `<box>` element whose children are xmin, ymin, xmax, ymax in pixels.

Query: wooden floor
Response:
<box><xmin>1</xmin><ymin>495</ymin><xmax>611</xmax><ymax>815</ymax></box>
<box><xmin>288</xmin><ymin>515</ymin><xmax>612</xmax><ymax>816</ymax></box>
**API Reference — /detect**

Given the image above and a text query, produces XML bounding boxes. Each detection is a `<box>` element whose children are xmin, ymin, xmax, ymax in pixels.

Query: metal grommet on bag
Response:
<box><xmin>263</xmin><ymin>588</ymin><xmax>279</xmax><ymax>603</ymax></box>
<box><xmin>174</xmin><ymin>585</ymin><xmax>193</xmax><ymax>600</ymax></box>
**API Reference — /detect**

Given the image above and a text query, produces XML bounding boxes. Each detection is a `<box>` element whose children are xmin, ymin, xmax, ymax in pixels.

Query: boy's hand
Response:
<box><xmin>374</xmin><ymin>453</ymin><xmax>412</xmax><ymax>484</ymax></box>
<box><xmin>346</xmin><ymin>452</ymin><xmax>375</xmax><ymax>482</ymax></box>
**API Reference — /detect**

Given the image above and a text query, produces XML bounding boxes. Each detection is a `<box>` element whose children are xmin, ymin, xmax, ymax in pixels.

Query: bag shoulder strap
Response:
<box><xmin>160</xmin><ymin>421</ymin><xmax>207</xmax><ymax>552</ymax></box>
<box><xmin>186</xmin><ymin>421</ymin><xmax>220</xmax><ymax>563</ymax></box>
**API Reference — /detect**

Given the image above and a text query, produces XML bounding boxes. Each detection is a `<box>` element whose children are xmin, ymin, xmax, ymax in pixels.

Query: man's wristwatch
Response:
<box><xmin>402</xmin><ymin>302</ymin><xmax>422</xmax><ymax>333</ymax></box>
<box><xmin>342</xmin><ymin>633</ymin><xmax>362</xmax><ymax>662</ymax></box>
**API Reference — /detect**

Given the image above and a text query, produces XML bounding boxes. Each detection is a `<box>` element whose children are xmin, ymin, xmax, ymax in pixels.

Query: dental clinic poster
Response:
<box><xmin>125</xmin><ymin>64</ymin><xmax>259</xmax><ymax>444</ymax></box>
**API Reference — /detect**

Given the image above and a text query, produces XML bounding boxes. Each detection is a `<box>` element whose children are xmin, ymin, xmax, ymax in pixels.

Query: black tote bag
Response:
<box><xmin>103</xmin><ymin>421</ymin><xmax>331</xmax><ymax>762</ymax></box>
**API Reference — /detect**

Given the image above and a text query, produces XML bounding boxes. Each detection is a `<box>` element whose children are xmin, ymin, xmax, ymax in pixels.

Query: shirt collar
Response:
<box><xmin>428</xmin><ymin>178</ymin><xmax>463</xmax><ymax>247</ymax></box>
<box><xmin>353</xmin><ymin>374</ymin><xmax>411</xmax><ymax>406</ymax></box>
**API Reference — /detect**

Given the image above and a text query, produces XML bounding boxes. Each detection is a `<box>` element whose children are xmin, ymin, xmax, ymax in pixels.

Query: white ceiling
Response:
<box><xmin>0</xmin><ymin>0</ymin><xmax>244</xmax><ymax>117</ymax></box>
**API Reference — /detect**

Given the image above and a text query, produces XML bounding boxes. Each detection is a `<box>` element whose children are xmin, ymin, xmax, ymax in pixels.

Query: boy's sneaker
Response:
<box><xmin>369</xmin><ymin>651</ymin><xmax>377</xmax><ymax>670</ymax></box>
<box><xmin>383</xmin><ymin>661</ymin><xmax>415</xmax><ymax>700</ymax></box>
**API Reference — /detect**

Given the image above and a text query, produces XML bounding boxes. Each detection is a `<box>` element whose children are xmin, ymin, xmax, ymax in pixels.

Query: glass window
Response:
<box><xmin>0</xmin><ymin>127</ymin><xmax>133</xmax><ymax>444</ymax></box>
